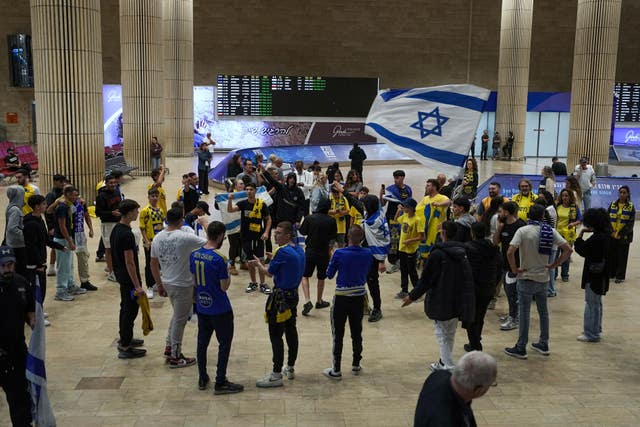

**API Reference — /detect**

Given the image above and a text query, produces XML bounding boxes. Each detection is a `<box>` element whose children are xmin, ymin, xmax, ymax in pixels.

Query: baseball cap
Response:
<box><xmin>196</xmin><ymin>201</ymin><xmax>211</xmax><ymax>215</ymax></box>
<box><xmin>403</xmin><ymin>198</ymin><xmax>418</xmax><ymax>210</ymax></box>
<box><xmin>0</xmin><ymin>246</ymin><xmax>16</xmax><ymax>265</ymax></box>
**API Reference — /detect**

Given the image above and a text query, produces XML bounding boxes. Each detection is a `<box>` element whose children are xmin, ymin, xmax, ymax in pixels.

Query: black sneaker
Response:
<box><xmin>117</xmin><ymin>338</ymin><xmax>144</xmax><ymax>348</ymax></box>
<box><xmin>531</xmin><ymin>342</ymin><xmax>550</xmax><ymax>356</ymax></box>
<box><xmin>368</xmin><ymin>309</ymin><xmax>382</xmax><ymax>323</ymax></box>
<box><xmin>463</xmin><ymin>343</ymin><xmax>476</xmax><ymax>352</ymax></box>
<box><xmin>198</xmin><ymin>375</ymin><xmax>210</xmax><ymax>390</ymax></box>
<box><xmin>118</xmin><ymin>347</ymin><xmax>147</xmax><ymax>359</ymax></box>
<box><xmin>95</xmin><ymin>256</ymin><xmax>106</xmax><ymax>263</ymax></box>
<box><xmin>504</xmin><ymin>346</ymin><xmax>527</xmax><ymax>359</ymax></box>
<box><xmin>245</xmin><ymin>282</ymin><xmax>259</xmax><ymax>293</ymax></box>
<box><xmin>214</xmin><ymin>380</ymin><xmax>244</xmax><ymax>395</ymax></box>
<box><xmin>315</xmin><ymin>300</ymin><xmax>330</xmax><ymax>309</ymax></box>
<box><xmin>259</xmin><ymin>283</ymin><xmax>272</xmax><ymax>294</ymax></box>
<box><xmin>302</xmin><ymin>301</ymin><xmax>313</xmax><ymax>316</ymax></box>
<box><xmin>81</xmin><ymin>281</ymin><xmax>98</xmax><ymax>291</ymax></box>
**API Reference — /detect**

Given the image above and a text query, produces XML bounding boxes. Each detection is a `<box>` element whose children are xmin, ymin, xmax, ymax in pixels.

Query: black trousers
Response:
<box><xmin>12</xmin><ymin>247</ymin><xmax>27</xmax><ymax>278</ymax></box>
<box><xmin>304</xmin><ymin>198</ymin><xmax>311</xmax><ymax>217</ymax></box>
<box><xmin>609</xmin><ymin>239</ymin><xmax>630</xmax><ymax>280</ymax></box>
<box><xmin>267</xmin><ymin>293</ymin><xmax>299</xmax><ymax>372</ymax></box>
<box><xmin>399</xmin><ymin>251</ymin><xmax>418</xmax><ymax>292</ymax></box>
<box><xmin>465</xmin><ymin>289</ymin><xmax>494</xmax><ymax>350</ymax></box>
<box><xmin>198</xmin><ymin>168</ymin><xmax>209</xmax><ymax>194</ymax></box>
<box><xmin>366</xmin><ymin>258</ymin><xmax>381</xmax><ymax>310</ymax></box>
<box><xmin>25</xmin><ymin>268</ymin><xmax>47</xmax><ymax>302</ymax></box>
<box><xmin>387</xmin><ymin>224</ymin><xmax>401</xmax><ymax>264</ymax></box>
<box><xmin>0</xmin><ymin>346</ymin><xmax>32</xmax><ymax>427</ymax></box>
<box><xmin>480</xmin><ymin>143</ymin><xmax>488</xmax><ymax>160</ymax></box>
<box><xmin>228</xmin><ymin>233</ymin><xmax>242</xmax><ymax>265</ymax></box>
<box><xmin>118</xmin><ymin>283</ymin><xmax>139</xmax><ymax>348</ymax></box>
<box><xmin>143</xmin><ymin>246</ymin><xmax>155</xmax><ymax>289</ymax></box>
<box><xmin>331</xmin><ymin>295</ymin><xmax>365</xmax><ymax>372</ymax></box>
<box><xmin>197</xmin><ymin>311</ymin><xmax>234</xmax><ymax>385</ymax></box>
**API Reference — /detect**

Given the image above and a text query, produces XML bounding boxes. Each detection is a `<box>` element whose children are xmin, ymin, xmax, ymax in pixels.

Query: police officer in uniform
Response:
<box><xmin>0</xmin><ymin>246</ymin><xmax>35</xmax><ymax>427</ymax></box>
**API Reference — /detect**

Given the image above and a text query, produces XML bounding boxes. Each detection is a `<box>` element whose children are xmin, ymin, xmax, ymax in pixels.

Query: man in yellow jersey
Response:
<box><xmin>15</xmin><ymin>169</ymin><xmax>39</xmax><ymax>215</ymax></box>
<box><xmin>149</xmin><ymin>166</ymin><xmax>167</xmax><ymax>215</ymax></box>
<box><xmin>328</xmin><ymin>187</ymin><xmax>350</xmax><ymax>248</ymax></box>
<box><xmin>476</xmin><ymin>182</ymin><xmax>509</xmax><ymax>219</ymax></box>
<box><xmin>417</xmin><ymin>179</ymin><xmax>451</xmax><ymax>259</ymax></box>
<box><xmin>511</xmin><ymin>179</ymin><xmax>537</xmax><ymax>221</ymax></box>
<box><xmin>139</xmin><ymin>188</ymin><xmax>166</xmax><ymax>299</ymax></box>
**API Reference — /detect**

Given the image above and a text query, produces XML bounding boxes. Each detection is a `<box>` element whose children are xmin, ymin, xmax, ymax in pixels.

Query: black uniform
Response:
<box><xmin>0</xmin><ymin>271</ymin><xmax>34</xmax><ymax>427</ymax></box>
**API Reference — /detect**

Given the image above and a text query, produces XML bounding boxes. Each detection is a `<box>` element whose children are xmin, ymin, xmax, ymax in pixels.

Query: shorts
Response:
<box><xmin>101</xmin><ymin>222</ymin><xmax>117</xmax><ymax>248</ymax></box>
<box><xmin>303</xmin><ymin>252</ymin><xmax>330</xmax><ymax>280</ymax></box>
<box><xmin>331</xmin><ymin>233</ymin><xmax>345</xmax><ymax>247</ymax></box>
<box><xmin>242</xmin><ymin>238</ymin><xmax>264</xmax><ymax>260</ymax></box>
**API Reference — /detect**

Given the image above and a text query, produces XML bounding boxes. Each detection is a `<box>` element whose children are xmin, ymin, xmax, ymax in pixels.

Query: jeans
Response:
<box><xmin>548</xmin><ymin>250</ymin><xmax>557</xmax><ymax>295</ymax></box>
<box><xmin>399</xmin><ymin>251</ymin><xmax>418</xmax><ymax>293</ymax></box>
<box><xmin>583</xmin><ymin>283</ymin><xmax>602</xmax><ymax>340</ymax></box>
<box><xmin>480</xmin><ymin>143</ymin><xmax>488</xmax><ymax>160</ymax></box>
<box><xmin>118</xmin><ymin>283</ymin><xmax>139</xmax><ymax>347</ymax></box>
<box><xmin>516</xmin><ymin>279</ymin><xmax>549</xmax><ymax>350</ymax></box>
<box><xmin>434</xmin><ymin>318</ymin><xmax>457</xmax><ymax>368</ymax></box>
<box><xmin>164</xmin><ymin>284</ymin><xmax>195</xmax><ymax>358</ymax></box>
<box><xmin>331</xmin><ymin>295</ymin><xmax>365</xmax><ymax>372</ymax></box>
<box><xmin>582</xmin><ymin>189</ymin><xmax>591</xmax><ymax>211</ymax></box>
<box><xmin>268</xmin><ymin>292</ymin><xmax>299</xmax><ymax>372</ymax></box>
<box><xmin>559</xmin><ymin>246</ymin><xmax>571</xmax><ymax>279</ymax></box>
<box><xmin>197</xmin><ymin>311</ymin><xmax>234</xmax><ymax>384</ymax></box>
<box><xmin>503</xmin><ymin>270</ymin><xmax>518</xmax><ymax>319</ymax></box>
<box><xmin>54</xmin><ymin>237</ymin><xmax>77</xmax><ymax>294</ymax></box>
<box><xmin>151</xmin><ymin>157</ymin><xmax>161</xmax><ymax>170</ymax></box>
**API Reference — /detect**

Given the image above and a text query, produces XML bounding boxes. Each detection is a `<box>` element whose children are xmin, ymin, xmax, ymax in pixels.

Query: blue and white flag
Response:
<box><xmin>26</xmin><ymin>276</ymin><xmax>56</xmax><ymax>426</ymax></box>
<box><xmin>365</xmin><ymin>84</ymin><xmax>490</xmax><ymax>177</ymax></box>
<box><xmin>363</xmin><ymin>209</ymin><xmax>390</xmax><ymax>261</ymax></box>
<box><xmin>214</xmin><ymin>186</ymin><xmax>273</xmax><ymax>235</ymax></box>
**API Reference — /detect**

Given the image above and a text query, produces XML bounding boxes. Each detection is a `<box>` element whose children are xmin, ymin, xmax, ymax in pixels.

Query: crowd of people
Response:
<box><xmin>0</xmin><ymin>150</ymin><xmax>636</xmax><ymax>425</ymax></box>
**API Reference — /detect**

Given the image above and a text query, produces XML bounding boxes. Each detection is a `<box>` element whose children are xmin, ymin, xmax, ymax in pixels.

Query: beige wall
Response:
<box><xmin>1</xmin><ymin>0</ymin><xmax>640</xmax><ymax>145</ymax></box>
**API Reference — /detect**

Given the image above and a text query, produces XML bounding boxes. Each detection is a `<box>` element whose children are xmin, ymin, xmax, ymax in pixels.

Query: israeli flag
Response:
<box><xmin>214</xmin><ymin>186</ymin><xmax>273</xmax><ymax>234</ymax></box>
<box><xmin>26</xmin><ymin>276</ymin><xmax>56</xmax><ymax>426</ymax></box>
<box><xmin>365</xmin><ymin>84</ymin><xmax>490</xmax><ymax>177</ymax></box>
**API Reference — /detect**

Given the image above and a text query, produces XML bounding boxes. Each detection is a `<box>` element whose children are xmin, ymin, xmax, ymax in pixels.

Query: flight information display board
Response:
<box><xmin>615</xmin><ymin>82</ymin><xmax>640</xmax><ymax>122</ymax></box>
<box><xmin>216</xmin><ymin>75</ymin><xmax>378</xmax><ymax>117</ymax></box>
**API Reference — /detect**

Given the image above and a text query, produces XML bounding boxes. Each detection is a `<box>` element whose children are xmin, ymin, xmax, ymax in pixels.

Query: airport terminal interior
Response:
<box><xmin>1</xmin><ymin>0</ymin><xmax>640</xmax><ymax>426</ymax></box>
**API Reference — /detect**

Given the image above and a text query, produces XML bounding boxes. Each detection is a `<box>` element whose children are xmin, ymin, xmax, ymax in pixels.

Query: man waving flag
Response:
<box><xmin>26</xmin><ymin>277</ymin><xmax>56</xmax><ymax>426</ymax></box>
<box><xmin>365</xmin><ymin>84</ymin><xmax>490</xmax><ymax>178</ymax></box>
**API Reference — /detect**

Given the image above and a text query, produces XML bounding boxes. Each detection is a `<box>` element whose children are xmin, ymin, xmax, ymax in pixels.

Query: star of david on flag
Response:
<box><xmin>365</xmin><ymin>84</ymin><xmax>490</xmax><ymax>177</ymax></box>
<box><xmin>410</xmin><ymin>107</ymin><xmax>449</xmax><ymax>138</ymax></box>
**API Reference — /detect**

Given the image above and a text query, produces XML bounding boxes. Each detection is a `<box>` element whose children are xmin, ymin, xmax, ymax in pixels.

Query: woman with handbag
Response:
<box><xmin>574</xmin><ymin>208</ymin><xmax>612</xmax><ymax>343</ymax></box>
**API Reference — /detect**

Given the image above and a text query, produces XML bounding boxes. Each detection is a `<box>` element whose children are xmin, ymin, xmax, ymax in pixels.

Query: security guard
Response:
<box><xmin>0</xmin><ymin>246</ymin><xmax>34</xmax><ymax>427</ymax></box>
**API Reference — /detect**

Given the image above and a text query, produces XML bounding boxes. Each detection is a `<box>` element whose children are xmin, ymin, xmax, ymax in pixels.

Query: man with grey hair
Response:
<box><xmin>414</xmin><ymin>351</ymin><xmax>497</xmax><ymax>426</ymax></box>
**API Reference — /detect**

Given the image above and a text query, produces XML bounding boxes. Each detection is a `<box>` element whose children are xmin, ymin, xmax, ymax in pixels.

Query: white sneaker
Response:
<box><xmin>256</xmin><ymin>373</ymin><xmax>283</xmax><ymax>388</ymax></box>
<box><xmin>385</xmin><ymin>263</ymin><xmax>400</xmax><ymax>274</ymax></box>
<box><xmin>107</xmin><ymin>272</ymin><xmax>117</xmax><ymax>282</ymax></box>
<box><xmin>43</xmin><ymin>312</ymin><xmax>49</xmax><ymax>319</ymax></box>
<box><xmin>44</xmin><ymin>319</ymin><xmax>51</xmax><ymax>327</ymax></box>
<box><xmin>283</xmin><ymin>365</ymin><xmax>295</xmax><ymax>380</ymax></box>
<box><xmin>46</xmin><ymin>266</ymin><xmax>56</xmax><ymax>276</ymax></box>
<box><xmin>322</xmin><ymin>367</ymin><xmax>342</xmax><ymax>380</ymax></box>
<box><xmin>146</xmin><ymin>288</ymin><xmax>154</xmax><ymax>299</ymax></box>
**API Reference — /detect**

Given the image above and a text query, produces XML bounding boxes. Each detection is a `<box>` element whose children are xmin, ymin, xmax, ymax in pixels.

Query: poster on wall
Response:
<box><xmin>103</xmin><ymin>84</ymin><xmax>123</xmax><ymax>153</ymax></box>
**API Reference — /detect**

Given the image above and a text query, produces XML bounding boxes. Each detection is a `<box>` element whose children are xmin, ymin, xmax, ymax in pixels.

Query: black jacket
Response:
<box><xmin>22</xmin><ymin>213</ymin><xmax>64</xmax><ymax>268</ymax></box>
<box><xmin>263</xmin><ymin>172</ymin><xmax>305</xmax><ymax>224</ymax></box>
<box><xmin>410</xmin><ymin>241</ymin><xmax>475</xmax><ymax>322</ymax></box>
<box><xmin>349</xmin><ymin>147</ymin><xmax>367</xmax><ymax>167</ymax></box>
<box><xmin>226</xmin><ymin>162</ymin><xmax>243</xmax><ymax>179</ymax></box>
<box><xmin>575</xmin><ymin>232</ymin><xmax>610</xmax><ymax>295</ymax></box>
<box><xmin>95</xmin><ymin>188</ymin><xmax>122</xmax><ymax>222</ymax></box>
<box><xmin>465</xmin><ymin>238</ymin><xmax>501</xmax><ymax>297</ymax></box>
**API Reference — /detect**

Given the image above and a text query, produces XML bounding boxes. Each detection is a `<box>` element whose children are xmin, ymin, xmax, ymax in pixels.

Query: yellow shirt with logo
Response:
<box><xmin>512</xmin><ymin>193</ymin><xmax>537</xmax><ymax>222</ymax></box>
<box><xmin>330</xmin><ymin>195</ymin><xmax>350</xmax><ymax>234</ymax></box>
<box><xmin>139</xmin><ymin>205</ymin><xmax>166</xmax><ymax>242</ymax></box>
<box><xmin>398</xmin><ymin>213</ymin><xmax>425</xmax><ymax>254</ymax></box>
<box><xmin>416</xmin><ymin>193</ymin><xmax>449</xmax><ymax>258</ymax></box>
<box><xmin>148</xmin><ymin>184</ymin><xmax>167</xmax><ymax>215</ymax></box>
<box><xmin>556</xmin><ymin>204</ymin><xmax>579</xmax><ymax>243</ymax></box>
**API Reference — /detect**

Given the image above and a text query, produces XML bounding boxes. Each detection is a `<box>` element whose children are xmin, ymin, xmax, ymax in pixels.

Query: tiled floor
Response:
<box><xmin>0</xmin><ymin>155</ymin><xmax>638</xmax><ymax>426</ymax></box>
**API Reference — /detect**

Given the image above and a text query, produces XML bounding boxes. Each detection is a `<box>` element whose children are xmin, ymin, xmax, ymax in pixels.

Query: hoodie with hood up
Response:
<box><xmin>454</xmin><ymin>213</ymin><xmax>476</xmax><ymax>243</ymax></box>
<box><xmin>263</xmin><ymin>171</ymin><xmax>305</xmax><ymax>224</ymax></box>
<box><xmin>5</xmin><ymin>185</ymin><xmax>26</xmax><ymax>248</ymax></box>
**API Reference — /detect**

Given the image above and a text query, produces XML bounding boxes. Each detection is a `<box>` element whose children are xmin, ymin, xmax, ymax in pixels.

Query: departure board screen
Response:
<box><xmin>615</xmin><ymin>82</ymin><xmax>640</xmax><ymax>122</ymax></box>
<box><xmin>216</xmin><ymin>75</ymin><xmax>378</xmax><ymax>117</ymax></box>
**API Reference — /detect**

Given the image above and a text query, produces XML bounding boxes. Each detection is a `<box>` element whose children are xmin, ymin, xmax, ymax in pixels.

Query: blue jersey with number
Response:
<box><xmin>190</xmin><ymin>247</ymin><xmax>231</xmax><ymax>315</ymax></box>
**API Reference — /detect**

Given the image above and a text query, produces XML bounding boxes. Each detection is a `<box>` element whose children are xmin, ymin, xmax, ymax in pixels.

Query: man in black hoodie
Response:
<box><xmin>262</xmin><ymin>171</ymin><xmax>305</xmax><ymax>226</ymax></box>
<box><xmin>22</xmin><ymin>195</ymin><xmax>65</xmax><ymax>319</ymax></box>
<box><xmin>463</xmin><ymin>223</ymin><xmax>500</xmax><ymax>351</ymax></box>
<box><xmin>402</xmin><ymin>221</ymin><xmax>475</xmax><ymax>371</ymax></box>
<box><xmin>299</xmin><ymin>198</ymin><xmax>337</xmax><ymax>315</ymax></box>
<box><xmin>95</xmin><ymin>175</ymin><xmax>122</xmax><ymax>282</ymax></box>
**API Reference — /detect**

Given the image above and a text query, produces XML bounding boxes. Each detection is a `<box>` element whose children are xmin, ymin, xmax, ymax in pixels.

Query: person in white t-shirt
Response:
<box><xmin>294</xmin><ymin>160</ymin><xmax>314</xmax><ymax>216</ymax></box>
<box><xmin>151</xmin><ymin>207</ymin><xmax>206</xmax><ymax>368</ymax></box>
<box><xmin>504</xmin><ymin>204</ymin><xmax>573</xmax><ymax>360</ymax></box>
<box><xmin>574</xmin><ymin>157</ymin><xmax>596</xmax><ymax>210</ymax></box>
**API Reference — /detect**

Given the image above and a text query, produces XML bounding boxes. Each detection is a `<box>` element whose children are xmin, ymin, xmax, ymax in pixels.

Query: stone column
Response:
<box><xmin>163</xmin><ymin>0</ymin><xmax>194</xmax><ymax>157</ymax></box>
<box><xmin>120</xmin><ymin>0</ymin><xmax>164</xmax><ymax>175</ymax></box>
<box><xmin>30</xmin><ymin>0</ymin><xmax>104</xmax><ymax>201</ymax></box>
<box><xmin>495</xmin><ymin>0</ymin><xmax>533</xmax><ymax>160</ymax></box>
<box><xmin>567</xmin><ymin>0</ymin><xmax>621</xmax><ymax>167</ymax></box>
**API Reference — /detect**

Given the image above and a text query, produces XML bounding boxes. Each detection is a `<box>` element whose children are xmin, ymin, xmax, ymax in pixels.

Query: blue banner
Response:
<box><xmin>476</xmin><ymin>173</ymin><xmax>640</xmax><ymax>210</ymax></box>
